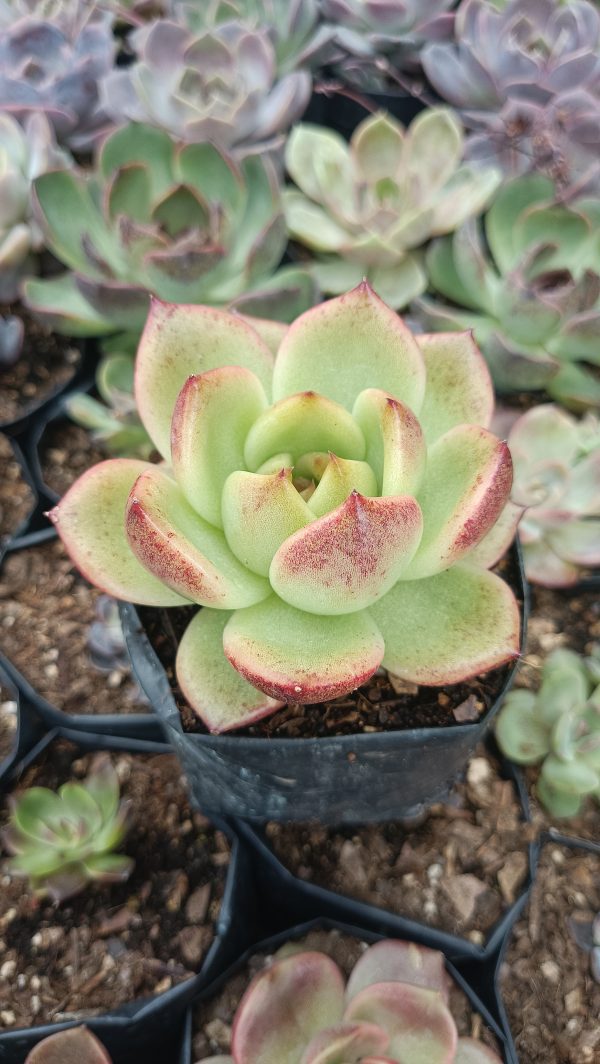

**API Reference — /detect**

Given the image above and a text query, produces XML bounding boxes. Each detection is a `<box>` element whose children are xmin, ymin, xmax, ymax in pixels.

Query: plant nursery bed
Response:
<box><xmin>265</xmin><ymin>744</ymin><xmax>530</xmax><ymax>943</ymax></box>
<box><xmin>0</xmin><ymin>743</ymin><xmax>229</xmax><ymax>1030</ymax></box>
<box><xmin>501</xmin><ymin>843</ymin><xmax>600</xmax><ymax>1063</ymax></box>
<box><xmin>0</xmin><ymin>540</ymin><xmax>147</xmax><ymax>715</ymax></box>
<box><xmin>0</xmin><ymin>434</ymin><xmax>33</xmax><ymax>541</ymax></box>
<box><xmin>0</xmin><ymin>305</ymin><xmax>78</xmax><ymax>426</ymax></box>
<box><xmin>192</xmin><ymin>928</ymin><xmax>501</xmax><ymax>1060</ymax></box>
<box><xmin>38</xmin><ymin>418</ymin><xmax>106</xmax><ymax>498</ymax></box>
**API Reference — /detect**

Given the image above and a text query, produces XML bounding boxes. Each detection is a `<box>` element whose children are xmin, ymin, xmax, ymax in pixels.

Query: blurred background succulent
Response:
<box><xmin>496</xmin><ymin>647</ymin><xmax>600</xmax><ymax>818</ymax></box>
<box><xmin>0</xmin><ymin>0</ymin><xmax>116</xmax><ymax>151</ymax></box>
<box><xmin>25</xmin><ymin>1026</ymin><xmax>113</xmax><ymax>1064</ymax></box>
<box><xmin>284</xmin><ymin>108</ymin><xmax>500</xmax><ymax>308</ymax></box>
<box><xmin>0</xmin><ymin>112</ymin><xmax>72</xmax><ymax>301</ymax></box>
<box><xmin>24</xmin><ymin>122</ymin><xmax>315</xmax><ymax>337</ymax></box>
<box><xmin>3</xmin><ymin>756</ymin><xmax>133</xmax><ymax>902</ymax></box>
<box><xmin>568</xmin><ymin>909</ymin><xmax>600</xmax><ymax>985</ymax></box>
<box><xmin>66</xmin><ymin>347</ymin><xmax>153</xmax><ymax>458</ymax></box>
<box><xmin>422</xmin><ymin>0</ymin><xmax>600</xmax><ymax>196</ymax></box>
<box><xmin>505</xmin><ymin>405</ymin><xmax>600</xmax><ymax>587</ymax></box>
<box><xmin>416</xmin><ymin>174</ymin><xmax>600</xmax><ymax>409</ymax></box>
<box><xmin>100</xmin><ymin>15</ymin><xmax>311</xmax><ymax>155</ymax></box>
<box><xmin>0</xmin><ymin>313</ymin><xmax>24</xmax><ymax>368</ymax></box>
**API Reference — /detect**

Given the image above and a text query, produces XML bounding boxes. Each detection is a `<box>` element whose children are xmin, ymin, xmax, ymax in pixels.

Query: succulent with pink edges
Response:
<box><xmin>197</xmin><ymin>938</ymin><xmax>502</xmax><ymax>1063</ymax></box>
<box><xmin>49</xmin><ymin>283</ymin><xmax>520</xmax><ymax>733</ymax></box>
<box><xmin>24</xmin><ymin>1025</ymin><xmax>112</xmax><ymax>1064</ymax></box>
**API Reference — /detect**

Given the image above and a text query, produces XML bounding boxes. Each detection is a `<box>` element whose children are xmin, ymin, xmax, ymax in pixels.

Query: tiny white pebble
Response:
<box><xmin>0</xmin><ymin>1010</ymin><xmax>15</xmax><ymax>1026</ymax></box>
<box><xmin>30</xmin><ymin>975</ymin><xmax>40</xmax><ymax>991</ymax></box>
<box><xmin>31</xmin><ymin>933</ymin><xmax>42</xmax><ymax>948</ymax></box>
<box><xmin>31</xmin><ymin>996</ymin><xmax>40</xmax><ymax>1016</ymax></box>
<box><xmin>0</xmin><ymin>961</ymin><xmax>15</xmax><ymax>979</ymax></box>
<box><xmin>427</xmin><ymin>863</ymin><xmax>443</xmax><ymax>882</ymax></box>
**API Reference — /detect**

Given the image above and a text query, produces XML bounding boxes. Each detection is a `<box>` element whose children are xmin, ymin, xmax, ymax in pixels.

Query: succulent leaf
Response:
<box><xmin>24</xmin><ymin>1025</ymin><xmax>112</xmax><ymax>1064</ymax></box>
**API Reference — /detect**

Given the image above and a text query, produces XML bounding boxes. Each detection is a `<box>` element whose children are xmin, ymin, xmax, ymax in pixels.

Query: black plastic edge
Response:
<box><xmin>0</xmin><ymin>336</ymin><xmax>97</xmax><ymax>438</ymax></box>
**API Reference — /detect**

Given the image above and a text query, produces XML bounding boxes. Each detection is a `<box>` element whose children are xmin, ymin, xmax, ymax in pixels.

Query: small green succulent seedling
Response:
<box><xmin>0</xmin><ymin>314</ymin><xmax>24</xmax><ymax>369</ymax></box>
<box><xmin>496</xmin><ymin>647</ymin><xmax>600</xmax><ymax>817</ymax></box>
<box><xmin>49</xmin><ymin>283</ymin><xmax>520</xmax><ymax>733</ymax></box>
<box><xmin>3</xmin><ymin>757</ymin><xmax>133</xmax><ymax>902</ymax></box>
<box><xmin>284</xmin><ymin>108</ymin><xmax>500</xmax><ymax>308</ymax></box>
<box><xmin>197</xmin><ymin>938</ymin><xmax>502</xmax><ymax>1063</ymax></box>
<box><xmin>417</xmin><ymin>174</ymin><xmax>600</xmax><ymax>409</ymax></box>
<box><xmin>66</xmin><ymin>349</ymin><xmax>153</xmax><ymax>459</ymax></box>
<box><xmin>24</xmin><ymin>1025</ymin><xmax>112</xmax><ymax>1064</ymax></box>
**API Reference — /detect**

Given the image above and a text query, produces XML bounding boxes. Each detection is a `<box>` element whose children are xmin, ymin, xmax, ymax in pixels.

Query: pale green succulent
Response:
<box><xmin>496</xmin><ymin>647</ymin><xmax>600</xmax><ymax>818</ymax></box>
<box><xmin>284</xmin><ymin>108</ymin><xmax>501</xmax><ymax>309</ymax></box>
<box><xmin>3</xmin><ymin>757</ymin><xmax>133</xmax><ymax>902</ymax></box>
<box><xmin>66</xmin><ymin>349</ymin><xmax>153</xmax><ymax>459</ymax></box>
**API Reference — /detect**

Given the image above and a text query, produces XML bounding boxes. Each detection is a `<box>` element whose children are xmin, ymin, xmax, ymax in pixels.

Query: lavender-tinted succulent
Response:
<box><xmin>101</xmin><ymin>16</ymin><xmax>311</xmax><ymax>155</ymax></box>
<box><xmin>506</xmin><ymin>405</ymin><xmax>600</xmax><ymax>587</ymax></box>
<box><xmin>416</xmin><ymin>175</ymin><xmax>600</xmax><ymax>409</ymax></box>
<box><xmin>0</xmin><ymin>314</ymin><xmax>24</xmax><ymax>369</ymax></box>
<box><xmin>284</xmin><ymin>108</ymin><xmax>500</xmax><ymax>308</ymax></box>
<box><xmin>0</xmin><ymin>1</ymin><xmax>116</xmax><ymax>151</ymax></box>
<box><xmin>24</xmin><ymin>122</ymin><xmax>314</xmax><ymax>336</ymax></box>
<box><xmin>422</xmin><ymin>0</ymin><xmax>600</xmax><ymax>195</ymax></box>
<box><xmin>0</xmin><ymin>112</ymin><xmax>72</xmax><ymax>301</ymax></box>
<box><xmin>3</xmin><ymin>757</ymin><xmax>133</xmax><ymax>902</ymax></box>
<box><xmin>568</xmin><ymin>910</ymin><xmax>600</xmax><ymax>984</ymax></box>
<box><xmin>496</xmin><ymin>647</ymin><xmax>600</xmax><ymax>818</ymax></box>
<box><xmin>24</xmin><ymin>1026</ymin><xmax>112</xmax><ymax>1064</ymax></box>
<box><xmin>49</xmin><ymin>283</ymin><xmax>520</xmax><ymax>733</ymax></box>
<box><xmin>197</xmin><ymin>938</ymin><xmax>502</xmax><ymax>1063</ymax></box>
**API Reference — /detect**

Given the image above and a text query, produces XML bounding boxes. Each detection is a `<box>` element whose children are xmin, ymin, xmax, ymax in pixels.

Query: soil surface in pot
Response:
<box><xmin>0</xmin><ymin>743</ymin><xmax>230</xmax><ymax>1029</ymax></box>
<box><xmin>0</xmin><ymin>434</ymin><xmax>34</xmax><ymax>542</ymax></box>
<box><xmin>192</xmin><ymin>928</ymin><xmax>501</xmax><ymax>1061</ymax></box>
<box><xmin>501</xmin><ymin>843</ymin><xmax>600</xmax><ymax>1063</ymax></box>
<box><xmin>0</xmin><ymin>539</ymin><xmax>148</xmax><ymax>715</ymax></box>
<box><xmin>140</xmin><ymin>549</ymin><xmax>522</xmax><ymax>739</ymax></box>
<box><xmin>38</xmin><ymin>417</ymin><xmax>106</xmax><ymax>499</ymax></box>
<box><xmin>0</xmin><ymin>304</ymin><xmax>79</xmax><ymax>426</ymax></box>
<box><xmin>265</xmin><ymin>744</ymin><xmax>530</xmax><ymax>943</ymax></box>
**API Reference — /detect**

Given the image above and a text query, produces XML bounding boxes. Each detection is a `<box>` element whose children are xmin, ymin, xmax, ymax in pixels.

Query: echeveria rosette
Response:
<box><xmin>24</xmin><ymin>1026</ymin><xmax>112</xmax><ymax>1064</ymax></box>
<box><xmin>196</xmin><ymin>938</ymin><xmax>502</xmax><ymax>1063</ymax></box>
<box><xmin>49</xmin><ymin>284</ymin><xmax>520</xmax><ymax>734</ymax></box>
<box><xmin>24</xmin><ymin>122</ymin><xmax>315</xmax><ymax>337</ymax></box>
<box><xmin>416</xmin><ymin>174</ymin><xmax>600</xmax><ymax>410</ymax></box>
<box><xmin>284</xmin><ymin>109</ymin><xmax>501</xmax><ymax>309</ymax></box>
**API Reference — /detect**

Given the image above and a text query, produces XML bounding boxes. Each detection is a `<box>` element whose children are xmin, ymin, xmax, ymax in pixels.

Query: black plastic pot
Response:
<box><xmin>0</xmin><ymin>660</ymin><xmax>47</xmax><ymax>782</ymax></box>
<box><xmin>0</xmin><ymin>337</ymin><xmax>97</xmax><ymax>438</ymax></box>
<box><xmin>0</xmin><ymin>732</ymin><xmax>255</xmax><ymax>1064</ymax></box>
<box><xmin>121</xmin><ymin>541</ymin><xmax>528</xmax><ymax>824</ymax></box>
<box><xmin>0</xmin><ymin>434</ymin><xmax>39</xmax><ymax>563</ymax></box>
<box><xmin>303</xmin><ymin>82</ymin><xmax>427</xmax><ymax>139</ymax></box>
<box><xmin>231</xmin><ymin>738</ymin><xmax>536</xmax><ymax>964</ymax></box>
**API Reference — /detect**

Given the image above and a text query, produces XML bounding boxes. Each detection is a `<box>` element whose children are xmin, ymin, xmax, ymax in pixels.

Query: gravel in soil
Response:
<box><xmin>0</xmin><ymin>433</ymin><xmax>34</xmax><ymax>542</ymax></box>
<box><xmin>265</xmin><ymin>745</ymin><xmax>531</xmax><ymax>942</ymax></box>
<box><xmin>192</xmin><ymin>928</ymin><xmax>501</xmax><ymax>1061</ymax></box>
<box><xmin>0</xmin><ymin>304</ymin><xmax>79</xmax><ymax>426</ymax></box>
<box><xmin>501</xmin><ymin>844</ymin><xmax>600</xmax><ymax>1063</ymax></box>
<box><xmin>0</xmin><ymin>539</ymin><xmax>148</xmax><ymax>715</ymax></box>
<box><xmin>0</xmin><ymin>678</ymin><xmax>17</xmax><ymax>764</ymax></box>
<box><xmin>0</xmin><ymin>743</ymin><xmax>230</xmax><ymax>1029</ymax></box>
<box><xmin>38</xmin><ymin>418</ymin><xmax>106</xmax><ymax>498</ymax></box>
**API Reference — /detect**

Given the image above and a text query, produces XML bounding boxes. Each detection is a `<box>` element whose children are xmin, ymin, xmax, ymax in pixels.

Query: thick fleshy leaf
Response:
<box><xmin>353</xmin><ymin>389</ymin><xmax>426</xmax><ymax>496</ymax></box>
<box><xmin>370</xmin><ymin>565</ymin><xmax>520</xmax><ymax>685</ymax></box>
<box><xmin>521</xmin><ymin>539</ymin><xmax>582</xmax><ymax>587</ymax></box>
<box><xmin>135</xmin><ymin>299</ymin><xmax>275</xmax><ymax>460</ymax></box>
<box><xmin>495</xmin><ymin>690</ymin><xmax>550</xmax><ymax>764</ymax></box>
<box><xmin>223</xmin><ymin>595</ymin><xmax>385</xmax><ymax>703</ymax></box>
<box><xmin>48</xmin><ymin>460</ymin><xmax>188</xmax><ymax>607</ymax></box>
<box><xmin>345</xmin><ymin>941</ymin><xmax>450</xmax><ymax>1005</ymax></box>
<box><xmin>308</xmin><ymin>456</ymin><xmax>378</xmax><ymax>517</ymax></box>
<box><xmin>546</xmin><ymin>520</ymin><xmax>600</xmax><ymax>566</ymax></box>
<box><xmin>240</xmin><ymin>314</ymin><xmax>287</xmax><ymax>355</ymax></box>
<box><xmin>301</xmin><ymin>1022</ymin><xmax>389</xmax><ymax>1064</ymax></box>
<box><xmin>232</xmin><ymin>952</ymin><xmax>345</xmax><ymax>1064</ymax></box>
<box><xmin>270</xmin><ymin>492</ymin><xmax>423</xmax><ymax>615</ymax></box>
<box><xmin>271</xmin><ymin>283</ymin><xmax>426</xmax><ymax>414</ymax></box>
<box><xmin>454</xmin><ymin>1039</ymin><xmax>503</xmax><ymax>1063</ymax></box>
<box><xmin>125</xmin><ymin>466</ymin><xmax>269</xmax><ymax>608</ymax></box>
<box><xmin>23</xmin><ymin>274</ymin><xmax>114</xmax><ymax>336</ymax></box>
<box><xmin>244</xmin><ymin>391</ymin><xmax>366</xmax><ymax>471</ymax></box>
<box><xmin>415</xmin><ymin>333</ymin><xmax>494</xmax><ymax>444</ymax></box>
<box><xmin>171</xmin><ymin>367</ymin><xmax>268</xmax><ymax>528</ymax></box>
<box><xmin>345</xmin><ymin>982</ymin><xmax>457</xmax><ymax>1064</ymax></box>
<box><xmin>25</xmin><ymin>1026</ymin><xmax>112</xmax><ymax>1064</ymax></box>
<box><xmin>176</xmin><ymin>609</ymin><xmax>283</xmax><ymax>733</ymax></box>
<box><xmin>406</xmin><ymin>426</ymin><xmax>512</xmax><ymax>579</ymax></box>
<box><xmin>222</xmin><ymin>469</ymin><xmax>314</xmax><ymax>575</ymax></box>
<box><xmin>466</xmin><ymin>500</ymin><xmax>523</xmax><ymax>569</ymax></box>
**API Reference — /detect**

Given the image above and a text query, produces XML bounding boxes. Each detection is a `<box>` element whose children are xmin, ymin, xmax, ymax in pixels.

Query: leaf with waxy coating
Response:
<box><xmin>455</xmin><ymin>1039</ymin><xmax>504</xmax><ymax>1063</ymax></box>
<box><xmin>345</xmin><ymin>982</ymin><xmax>457</xmax><ymax>1064</ymax></box>
<box><xmin>300</xmin><ymin>1021</ymin><xmax>389</xmax><ymax>1064</ymax></box>
<box><xmin>353</xmin><ymin>389</ymin><xmax>426</xmax><ymax>496</ymax></box>
<box><xmin>244</xmin><ymin>390</ymin><xmax>366</xmax><ymax>471</ymax></box>
<box><xmin>414</xmin><ymin>332</ymin><xmax>494</xmax><ymax>444</ymax></box>
<box><xmin>308</xmin><ymin>456</ymin><xmax>378</xmax><ymax>517</ymax></box>
<box><xmin>222</xmin><ymin>469</ymin><xmax>314</xmax><ymax>575</ymax></box>
<box><xmin>345</xmin><ymin>940</ymin><xmax>450</xmax><ymax>1005</ymax></box>
<box><xmin>25</xmin><ymin>1026</ymin><xmax>112</xmax><ymax>1064</ymax></box>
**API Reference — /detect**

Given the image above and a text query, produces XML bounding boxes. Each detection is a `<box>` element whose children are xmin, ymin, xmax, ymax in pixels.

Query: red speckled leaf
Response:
<box><xmin>345</xmin><ymin>982</ymin><xmax>457</xmax><ymax>1064</ymax></box>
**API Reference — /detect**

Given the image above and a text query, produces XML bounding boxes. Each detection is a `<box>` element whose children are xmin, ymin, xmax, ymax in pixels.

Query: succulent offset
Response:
<box><xmin>49</xmin><ymin>284</ymin><xmax>520</xmax><ymax>733</ymax></box>
<box><xmin>0</xmin><ymin>313</ymin><xmax>24</xmax><ymax>368</ymax></box>
<box><xmin>0</xmin><ymin>0</ymin><xmax>116</xmax><ymax>151</ymax></box>
<box><xmin>100</xmin><ymin>16</ymin><xmax>311</xmax><ymax>154</ymax></box>
<box><xmin>0</xmin><ymin>112</ymin><xmax>72</xmax><ymax>301</ymax></box>
<box><xmin>24</xmin><ymin>122</ymin><xmax>314</xmax><ymax>336</ymax></box>
<box><xmin>417</xmin><ymin>174</ymin><xmax>600</xmax><ymax>409</ymax></box>
<box><xmin>197</xmin><ymin>938</ymin><xmax>502</xmax><ymax>1063</ymax></box>
<box><xmin>496</xmin><ymin>647</ymin><xmax>600</xmax><ymax>818</ymax></box>
<box><xmin>422</xmin><ymin>0</ymin><xmax>600</xmax><ymax>196</ymax></box>
<box><xmin>284</xmin><ymin>109</ymin><xmax>500</xmax><ymax>309</ymax></box>
<box><xmin>3</xmin><ymin>757</ymin><xmax>133</xmax><ymax>902</ymax></box>
<box><xmin>24</xmin><ymin>1026</ymin><xmax>112</xmax><ymax>1064</ymax></box>
<box><xmin>506</xmin><ymin>405</ymin><xmax>600</xmax><ymax>587</ymax></box>
<box><xmin>66</xmin><ymin>349</ymin><xmax>154</xmax><ymax>458</ymax></box>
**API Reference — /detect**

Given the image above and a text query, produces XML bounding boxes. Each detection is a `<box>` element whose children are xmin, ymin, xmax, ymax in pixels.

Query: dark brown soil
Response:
<box><xmin>0</xmin><ymin>305</ymin><xmax>79</xmax><ymax>426</ymax></box>
<box><xmin>192</xmin><ymin>928</ymin><xmax>501</xmax><ymax>1061</ymax></box>
<box><xmin>265</xmin><ymin>744</ymin><xmax>531</xmax><ymax>942</ymax></box>
<box><xmin>0</xmin><ymin>678</ymin><xmax>17</xmax><ymax>764</ymax></box>
<box><xmin>0</xmin><ymin>743</ymin><xmax>230</xmax><ymax>1029</ymax></box>
<box><xmin>0</xmin><ymin>540</ymin><xmax>148</xmax><ymax>715</ymax></box>
<box><xmin>0</xmin><ymin>433</ymin><xmax>34</xmax><ymax>542</ymax></box>
<box><xmin>38</xmin><ymin>418</ymin><xmax>106</xmax><ymax>498</ymax></box>
<box><xmin>501</xmin><ymin>844</ymin><xmax>600</xmax><ymax>1063</ymax></box>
